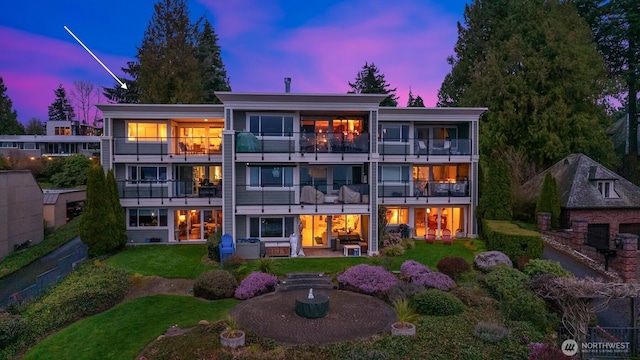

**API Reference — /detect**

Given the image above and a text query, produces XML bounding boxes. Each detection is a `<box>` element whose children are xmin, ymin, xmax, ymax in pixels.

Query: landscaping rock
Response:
<box><xmin>198</xmin><ymin>320</ymin><xmax>209</xmax><ymax>325</ymax></box>
<box><xmin>474</xmin><ymin>251</ymin><xmax>512</xmax><ymax>271</ymax></box>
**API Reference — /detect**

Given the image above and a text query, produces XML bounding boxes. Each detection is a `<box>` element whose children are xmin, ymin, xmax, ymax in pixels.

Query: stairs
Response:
<box><xmin>276</xmin><ymin>272</ymin><xmax>336</xmax><ymax>292</ymax></box>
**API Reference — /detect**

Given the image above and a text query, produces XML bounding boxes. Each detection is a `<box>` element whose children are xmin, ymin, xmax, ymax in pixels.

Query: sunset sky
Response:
<box><xmin>0</xmin><ymin>0</ymin><xmax>469</xmax><ymax>123</ymax></box>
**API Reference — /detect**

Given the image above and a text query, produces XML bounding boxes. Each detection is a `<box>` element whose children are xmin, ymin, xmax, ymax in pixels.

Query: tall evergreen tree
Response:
<box><xmin>481</xmin><ymin>157</ymin><xmax>512</xmax><ymax>221</ymax></box>
<box><xmin>106</xmin><ymin>169</ymin><xmax>128</xmax><ymax>249</ymax></box>
<box><xmin>438</xmin><ymin>0</ymin><xmax>616</xmax><ymax>170</ymax></box>
<box><xmin>80</xmin><ymin>165</ymin><xmax>109</xmax><ymax>256</ymax></box>
<box><xmin>137</xmin><ymin>0</ymin><xmax>203</xmax><ymax>104</ymax></box>
<box><xmin>103</xmin><ymin>61</ymin><xmax>141</xmax><ymax>103</ymax></box>
<box><xmin>48</xmin><ymin>84</ymin><xmax>75</xmax><ymax>121</ymax></box>
<box><xmin>574</xmin><ymin>0</ymin><xmax>640</xmax><ymax>184</ymax></box>
<box><xmin>536</xmin><ymin>172</ymin><xmax>561</xmax><ymax>229</ymax></box>
<box><xmin>197</xmin><ymin>19</ymin><xmax>231</xmax><ymax>104</ymax></box>
<box><xmin>0</xmin><ymin>76</ymin><xmax>25</xmax><ymax>135</ymax></box>
<box><xmin>348</xmin><ymin>62</ymin><xmax>398</xmax><ymax>107</ymax></box>
<box><xmin>407</xmin><ymin>89</ymin><xmax>425</xmax><ymax>107</ymax></box>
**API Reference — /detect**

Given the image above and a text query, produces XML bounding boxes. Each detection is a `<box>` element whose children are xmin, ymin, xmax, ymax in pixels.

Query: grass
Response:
<box><xmin>106</xmin><ymin>239</ymin><xmax>482</xmax><ymax>279</ymax></box>
<box><xmin>484</xmin><ymin>220</ymin><xmax>540</xmax><ymax>236</ymax></box>
<box><xmin>0</xmin><ymin>217</ymin><xmax>81</xmax><ymax>279</ymax></box>
<box><xmin>23</xmin><ymin>295</ymin><xmax>239</xmax><ymax>360</ymax></box>
<box><xmin>105</xmin><ymin>244</ymin><xmax>214</xmax><ymax>278</ymax></box>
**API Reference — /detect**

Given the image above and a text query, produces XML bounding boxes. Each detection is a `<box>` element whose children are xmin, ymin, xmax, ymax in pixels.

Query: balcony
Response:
<box><xmin>112</xmin><ymin>136</ymin><xmax>222</xmax><ymax>160</ymax></box>
<box><xmin>116</xmin><ymin>179</ymin><xmax>222</xmax><ymax>200</ymax></box>
<box><xmin>235</xmin><ymin>131</ymin><xmax>370</xmax><ymax>155</ymax></box>
<box><xmin>378</xmin><ymin>179</ymin><xmax>471</xmax><ymax>200</ymax></box>
<box><xmin>379</xmin><ymin>137</ymin><xmax>472</xmax><ymax>157</ymax></box>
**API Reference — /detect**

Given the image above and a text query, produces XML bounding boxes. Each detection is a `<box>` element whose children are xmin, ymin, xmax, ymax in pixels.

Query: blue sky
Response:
<box><xmin>0</xmin><ymin>0</ymin><xmax>469</xmax><ymax>123</ymax></box>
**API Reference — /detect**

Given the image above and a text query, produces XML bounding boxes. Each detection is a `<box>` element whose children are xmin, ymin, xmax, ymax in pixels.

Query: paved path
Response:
<box><xmin>543</xmin><ymin>245</ymin><xmax>634</xmax><ymax>328</ymax></box>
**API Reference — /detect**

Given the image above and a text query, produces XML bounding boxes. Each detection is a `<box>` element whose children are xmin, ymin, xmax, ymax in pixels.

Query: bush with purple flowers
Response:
<box><xmin>338</xmin><ymin>264</ymin><xmax>398</xmax><ymax>295</ymax></box>
<box><xmin>528</xmin><ymin>342</ymin><xmax>575</xmax><ymax>360</ymax></box>
<box><xmin>412</xmin><ymin>271</ymin><xmax>457</xmax><ymax>291</ymax></box>
<box><xmin>400</xmin><ymin>260</ymin><xmax>431</xmax><ymax>279</ymax></box>
<box><xmin>234</xmin><ymin>271</ymin><xmax>278</xmax><ymax>300</ymax></box>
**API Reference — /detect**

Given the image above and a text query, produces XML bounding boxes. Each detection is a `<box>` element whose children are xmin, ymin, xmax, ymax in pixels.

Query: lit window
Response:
<box><xmin>386</xmin><ymin>207</ymin><xmax>408</xmax><ymax>224</ymax></box>
<box><xmin>127</xmin><ymin>122</ymin><xmax>167</xmax><ymax>141</ymax></box>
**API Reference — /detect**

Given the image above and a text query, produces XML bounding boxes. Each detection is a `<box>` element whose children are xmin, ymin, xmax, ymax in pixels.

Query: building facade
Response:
<box><xmin>98</xmin><ymin>93</ymin><xmax>485</xmax><ymax>254</ymax></box>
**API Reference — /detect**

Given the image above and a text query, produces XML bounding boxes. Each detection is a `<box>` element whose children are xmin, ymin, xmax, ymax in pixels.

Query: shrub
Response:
<box><xmin>528</xmin><ymin>342</ymin><xmax>568</xmax><ymax>360</ymax></box>
<box><xmin>338</xmin><ymin>264</ymin><xmax>398</xmax><ymax>295</ymax></box>
<box><xmin>370</xmin><ymin>254</ymin><xmax>393</xmax><ymax>270</ymax></box>
<box><xmin>0</xmin><ymin>312</ymin><xmax>26</xmax><ymax>349</ymax></box>
<box><xmin>392</xmin><ymin>298</ymin><xmax>420</xmax><ymax>323</ymax></box>
<box><xmin>516</xmin><ymin>256</ymin><xmax>530</xmax><ymax>271</ymax></box>
<box><xmin>523</xmin><ymin>259</ymin><xmax>572</xmax><ymax>278</ymax></box>
<box><xmin>410</xmin><ymin>289</ymin><xmax>464</xmax><ymax>316</ymax></box>
<box><xmin>234</xmin><ymin>271</ymin><xmax>278</xmax><ymax>300</ymax></box>
<box><xmin>473</xmin><ymin>322</ymin><xmax>511</xmax><ymax>342</ymax></box>
<box><xmin>193</xmin><ymin>270</ymin><xmax>238</xmax><ymax>300</ymax></box>
<box><xmin>436</xmin><ymin>257</ymin><xmax>471</xmax><ymax>279</ymax></box>
<box><xmin>483</xmin><ymin>220</ymin><xmax>543</xmax><ymax>262</ymax></box>
<box><xmin>412</xmin><ymin>271</ymin><xmax>457</xmax><ymax>291</ymax></box>
<box><xmin>222</xmin><ymin>254</ymin><xmax>245</xmax><ymax>271</ymax></box>
<box><xmin>380</xmin><ymin>243</ymin><xmax>405</xmax><ymax>257</ymax></box>
<box><xmin>254</xmin><ymin>258</ymin><xmax>280</xmax><ymax>275</ymax></box>
<box><xmin>387</xmin><ymin>281</ymin><xmax>426</xmax><ymax>302</ymax></box>
<box><xmin>24</xmin><ymin>263</ymin><xmax>128</xmax><ymax>336</ymax></box>
<box><xmin>400</xmin><ymin>260</ymin><xmax>431</xmax><ymax>279</ymax></box>
<box><xmin>536</xmin><ymin>172</ymin><xmax>561</xmax><ymax>229</ymax></box>
<box><xmin>206</xmin><ymin>229</ymin><xmax>222</xmax><ymax>262</ymax></box>
<box><xmin>400</xmin><ymin>238</ymin><xmax>416</xmax><ymax>250</ymax></box>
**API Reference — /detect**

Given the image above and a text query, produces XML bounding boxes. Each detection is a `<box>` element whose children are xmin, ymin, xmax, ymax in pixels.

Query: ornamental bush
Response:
<box><xmin>473</xmin><ymin>322</ymin><xmax>511</xmax><ymax>343</ymax></box>
<box><xmin>410</xmin><ymin>289</ymin><xmax>464</xmax><ymax>316</ymax></box>
<box><xmin>193</xmin><ymin>270</ymin><xmax>238</xmax><ymax>300</ymax></box>
<box><xmin>412</xmin><ymin>271</ymin><xmax>457</xmax><ymax>291</ymax></box>
<box><xmin>338</xmin><ymin>264</ymin><xmax>398</xmax><ymax>295</ymax></box>
<box><xmin>234</xmin><ymin>271</ymin><xmax>278</xmax><ymax>300</ymax></box>
<box><xmin>436</xmin><ymin>257</ymin><xmax>471</xmax><ymax>279</ymax></box>
<box><xmin>400</xmin><ymin>260</ymin><xmax>431</xmax><ymax>279</ymax></box>
<box><xmin>387</xmin><ymin>281</ymin><xmax>426</xmax><ymax>302</ymax></box>
<box><xmin>380</xmin><ymin>244</ymin><xmax>405</xmax><ymax>257</ymax></box>
<box><xmin>523</xmin><ymin>259</ymin><xmax>572</xmax><ymax>278</ymax></box>
<box><xmin>0</xmin><ymin>312</ymin><xmax>26</xmax><ymax>349</ymax></box>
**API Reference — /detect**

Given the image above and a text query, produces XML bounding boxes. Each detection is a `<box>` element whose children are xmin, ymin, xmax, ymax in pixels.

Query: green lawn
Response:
<box><xmin>106</xmin><ymin>244</ymin><xmax>214</xmax><ymax>278</ymax></box>
<box><xmin>106</xmin><ymin>239</ymin><xmax>483</xmax><ymax>278</ymax></box>
<box><xmin>24</xmin><ymin>295</ymin><xmax>239</xmax><ymax>360</ymax></box>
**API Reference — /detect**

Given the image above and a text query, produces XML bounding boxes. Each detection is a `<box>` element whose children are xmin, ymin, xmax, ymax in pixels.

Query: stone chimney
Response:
<box><xmin>284</xmin><ymin>77</ymin><xmax>291</xmax><ymax>93</ymax></box>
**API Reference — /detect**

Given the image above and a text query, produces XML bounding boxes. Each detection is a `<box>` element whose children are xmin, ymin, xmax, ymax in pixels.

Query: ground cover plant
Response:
<box><xmin>234</xmin><ymin>271</ymin><xmax>278</xmax><ymax>299</ymax></box>
<box><xmin>0</xmin><ymin>216</ymin><xmax>81</xmax><ymax>279</ymax></box>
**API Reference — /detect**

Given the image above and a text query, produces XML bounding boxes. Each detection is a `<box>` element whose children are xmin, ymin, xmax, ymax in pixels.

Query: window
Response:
<box><xmin>127</xmin><ymin>122</ymin><xmax>167</xmax><ymax>142</ymax></box>
<box><xmin>249</xmin><ymin>217</ymin><xmax>294</xmax><ymax>238</ymax></box>
<box><xmin>597</xmin><ymin>181</ymin><xmax>615</xmax><ymax>198</ymax></box>
<box><xmin>129</xmin><ymin>208</ymin><xmax>167</xmax><ymax>227</ymax></box>
<box><xmin>248</xmin><ymin>166</ymin><xmax>293</xmax><ymax>188</ymax></box>
<box><xmin>386</xmin><ymin>207</ymin><xmax>408</xmax><ymax>224</ymax></box>
<box><xmin>378</xmin><ymin>165</ymin><xmax>410</xmax><ymax>183</ymax></box>
<box><xmin>55</xmin><ymin>127</ymin><xmax>71</xmax><ymax>135</ymax></box>
<box><xmin>128</xmin><ymin>166</ymin><xmax>167</xmax><ymax>184</ymax></box>
<box><xmin>249</xmin><ymin>115</ymin><xmax>293</xmax><ymax>136</ymax></box>
<box><xmin>379</xmin><ymin>124</ymin><xmax>409</xmax><ymax>142</ymax></box>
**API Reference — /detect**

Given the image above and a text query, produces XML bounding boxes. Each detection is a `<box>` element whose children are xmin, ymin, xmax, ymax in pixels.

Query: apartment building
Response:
<box><xmin>97</xmin><ymin>92</ymin><xmax>485</xmax><ymax>255</ymax></box>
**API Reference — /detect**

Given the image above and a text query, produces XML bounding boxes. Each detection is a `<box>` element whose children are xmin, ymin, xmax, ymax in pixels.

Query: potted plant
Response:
<box><xmin>391</xmin><ymin>298</ymin><xmax>419</xmax><ymax>336</ymax></box>
<box><xmin>220</xmin><ymin>315</ymin><xmax>245</xmax><ymax>348</ymax></box>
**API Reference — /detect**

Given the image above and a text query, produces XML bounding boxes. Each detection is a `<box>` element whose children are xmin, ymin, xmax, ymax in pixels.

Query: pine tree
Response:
<box><xmin>137</xmin><ymin>0</ymin><xmax>203</xmax><ymax>104</ymax></box>
<box><xmin>0</xmin><ymin>76</ymin><xmax>25</xmax><ymax>135</ymax></box>
<box><xmin>407</xmin><ymin>89</ymin><xmax>425</xmax><ymax>107</ymax></box>
<box><xmin>482</xmin><ymin>157</ymin><xmax>512</xmax><ymax>221</ymax></box>
<box><xmin>197</xmin><ymin>19</ymin><xmax>231</xmax><ymax>104</ymax></box>
<box><xmin>106</xmin><ymin>169</ymin><xmax>128</xmax><ymax>249</ymax></box>
<box><xmin>438</xmin><ymin>0</ymin><xmax>616</xmax><ymax>170</ymax></box>
<box><xmin>348</xmin><ymin>62</ymin><xmax>398</xmax><ymax>107</ymax></box>
<box><xmin>536</xmin><ymin>172</ymin><xmax>561</xmax><ymax>229</ymax></box>
<box><xmin>80</xmin><ymin>165</ymin><xmax>108</xmax><ymax>256</ymax></box>
<box><xmin>103</xmin><ymin>61</ymin><xmax>141</xmax><ymax>103</ymax></box>
<box><xmin>25</xmin><ymin>118</ymin><xmax>45</xmax><ymax>135</ymax></box>
<box><xmin>48</xmin><ymin>84</ymin><xmax>75</xmax><ymax>121</ymax></box>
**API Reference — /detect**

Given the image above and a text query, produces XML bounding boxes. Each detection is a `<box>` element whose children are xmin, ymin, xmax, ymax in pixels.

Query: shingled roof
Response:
<box><xmin>520</xmin><ymin>153</ymin><xmax>640</xmax><ymax>209</ymax></box>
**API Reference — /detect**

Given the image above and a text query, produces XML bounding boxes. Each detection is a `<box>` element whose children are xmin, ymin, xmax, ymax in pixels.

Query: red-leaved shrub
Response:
<box><xmin>436</xmin><ymin>257</ymin><xmax>471</xmax><ymax>279</ymax></box>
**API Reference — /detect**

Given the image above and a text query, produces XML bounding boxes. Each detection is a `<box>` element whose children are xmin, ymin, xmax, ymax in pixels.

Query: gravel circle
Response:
<box><xmin>230</xmin><ymin>289</ymin><xmax>396</xmax><ymax>345</ymax></box>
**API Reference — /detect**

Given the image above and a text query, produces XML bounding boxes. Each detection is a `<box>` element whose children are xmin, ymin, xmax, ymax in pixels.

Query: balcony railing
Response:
<box><xmin>112</xmin><ymin>136</ymin><xmax>223</xmax><ymax>157</ymax></box>
<box><xmin>116</xmin><ymin>179</ymin><xmax>222</xmax><ymax>200</ymax></box>
<box><xmin>235</xmin><ymin>131</ymin><xmax>371</xmax><ymax>154</ymax></box>
<box><xmin>378</xmin><ymin>179</ymin><xmax>470</xmax><ymax>199</ymax></box>
<box><xmin>378</xmin><ymin>137</ymin><xmax>472</xmax><ymax>157</ymax></box>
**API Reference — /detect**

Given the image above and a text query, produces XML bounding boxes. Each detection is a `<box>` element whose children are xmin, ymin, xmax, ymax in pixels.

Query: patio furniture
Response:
<box><xmin>343</xmin><ymin>244</ymin><xmax>361</xmax><ymax>257</ymax></box>
<box><xmin>425</xmin><ymin>228</ymin><xmax>436</xmax><ymax>244</ymax></box>
<box><xmin>219</xmin><ymin>233</ymin><xmax>235</xmax><ymax>262</ymax></box>
<box><xmin>236</xmin><ymin>238</ymin><xmax>261</xmax><ymax>259</ymax></box>
<box><xmin>441</xmin><ymin>229</ymin><xmax>453</xmax><ymax>245</ymax></box>
<box><xmin>264</xmin><ymin>241</ymin><xmax>291</xmax><ymax>257</ymax></box>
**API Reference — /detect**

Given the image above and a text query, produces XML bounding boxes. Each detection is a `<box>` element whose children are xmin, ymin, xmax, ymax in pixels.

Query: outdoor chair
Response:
<box><xmin>219</xmin><ymin>233</ymin><xmax>235</xmax><ymax>262</ymax></box>
<box><xmin>424</xmin><ymin>228</ymin><xmax>436</xmax><ymax>244</ymax></box>
<box><xmin>441</xmin><ymin>229</ymin><xmax>453</xmax><ymax>245</ymax></box>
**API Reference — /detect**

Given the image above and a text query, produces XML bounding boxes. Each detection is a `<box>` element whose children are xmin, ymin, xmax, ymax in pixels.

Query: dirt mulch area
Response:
<box><xmin>230</xmin><ymin>289</ymin><xmax>396</xmax><ymax>345</ymax></box>
<box><xmin>124</xmin><ymin>277</ymin><xmax>194</xmax><ymax>301</ymax></box>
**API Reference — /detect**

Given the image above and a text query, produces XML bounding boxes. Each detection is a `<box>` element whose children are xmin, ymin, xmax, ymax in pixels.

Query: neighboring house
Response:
<box><xmin>0</xmin><ymin>170</ymin><xmax>44</xmax><ymax>260</ymax></box>
<box><xmin>43</xmin><ymin>189</ymin><xmax>86</xmax><ymax>231</ymax></box>
<box><xmin>521</xmin><ymin>153</ymin><xmax>640</xmax><ymax>248</ymax></box>
<box><xmin>0</xmin><ymin>120</ymin><xmax>101</xmax><ymax>159</ymax></box>
<box><xmin>97</xmin><ymin>92</ymin><xmax>485</xmax><ymax>254</ymax></box>
<box><xmin>606</xmin><ymin>113</ymin><xmax>640</xmax><ymax>156</ymax></box>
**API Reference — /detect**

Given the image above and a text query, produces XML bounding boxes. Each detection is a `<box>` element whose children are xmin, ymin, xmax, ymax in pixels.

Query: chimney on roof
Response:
<box><xmin>284</xmin><ymin>77</ymin><xmax>291</xmax><ymax>93</ymax></box>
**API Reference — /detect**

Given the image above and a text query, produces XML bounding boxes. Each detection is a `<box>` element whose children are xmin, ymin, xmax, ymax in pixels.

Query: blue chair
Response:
<box><xmin>219</xmin><ymin>233</ymin><xmax>235</xmax><ymax>263</ymax></box>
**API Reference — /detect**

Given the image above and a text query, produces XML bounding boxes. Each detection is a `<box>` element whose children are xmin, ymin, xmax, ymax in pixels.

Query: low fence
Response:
<box><xmin>0</xmin><ymin>244</ymin><xmax>87</xmax><ymax>307</ymax></box>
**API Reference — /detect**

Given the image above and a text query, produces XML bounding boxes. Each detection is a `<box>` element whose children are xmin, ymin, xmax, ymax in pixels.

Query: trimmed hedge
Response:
<box><xmin>410</xmin><ymin>289</ymin><xmax>464</xmax><ymax>316</ymax></box>
<box><xmin>482</xmin><ymin>220</ymin><xmax>543</xmax><ymax>262</ymax></box>
<box><xmin>193</xmin><ymin>270</ymin><xmax>238</xmax><ymax>300</ymax></box>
